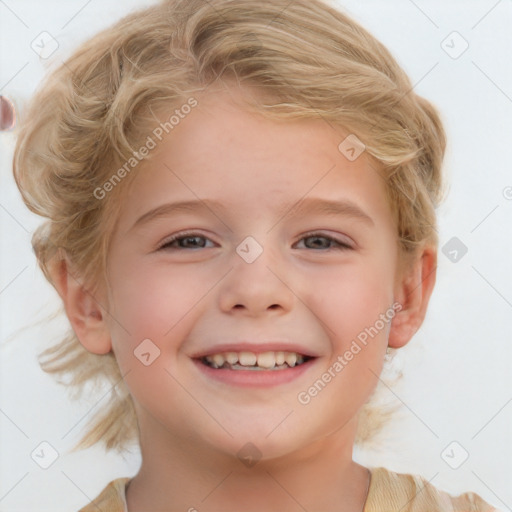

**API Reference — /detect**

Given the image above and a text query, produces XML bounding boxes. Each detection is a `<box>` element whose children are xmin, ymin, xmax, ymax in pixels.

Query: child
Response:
<box><xmin>12</xmin><ymin>0</ymin><xmax>500</xmax><ymax>510</ymax></box>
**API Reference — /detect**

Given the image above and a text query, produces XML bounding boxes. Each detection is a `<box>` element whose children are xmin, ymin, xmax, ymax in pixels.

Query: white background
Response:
<box><xmin>1</xmin><ymin>0</ymin><xmax>511</xmax><ymax>510</ymax></box>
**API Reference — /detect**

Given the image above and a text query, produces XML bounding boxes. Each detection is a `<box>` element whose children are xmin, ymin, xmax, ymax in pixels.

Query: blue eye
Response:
<box><xmin>158</xmin><ymin>232</ymin><xmax>214</xmax><ymax>250</ymax></box>
<box><xmin>295</xmin><ymin>233</ymin><xmax>353</xmax><ymax>250</ymax></box>
<box><xmin>157</xmin><ymin>232</ymin><xmax>353</xmax><ymax>251</ymax></box>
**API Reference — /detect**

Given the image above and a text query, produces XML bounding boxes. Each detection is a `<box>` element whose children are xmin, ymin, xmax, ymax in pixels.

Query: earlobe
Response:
<box><xmin>51</xmin><ymin>254</ymin><xmax>112</xmax><ymax>355</ymax></box>
<box><xmin>388</xmin><ymin>247</ymin><xmax>437</xmax><ymax>349</ymax></box>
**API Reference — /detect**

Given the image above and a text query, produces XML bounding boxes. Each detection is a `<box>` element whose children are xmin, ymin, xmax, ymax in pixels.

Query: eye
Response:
<box><xmin>157</xmin><ymin>231</ymin><xmax>353</xmax><ymax>251</ymax></box>
<box><xmin>158</xmin><ymin>232</ymin><xmax>215</xmax><ymax>250</ymax></box>
<box><xmin>295</xmin><ymin>232</ymin><xmax>353</xmax><ymax>250</ymax></box>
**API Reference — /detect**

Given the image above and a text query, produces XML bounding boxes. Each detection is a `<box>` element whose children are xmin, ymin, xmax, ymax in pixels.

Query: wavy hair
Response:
<box><xmin>13</xmin><ymin>0</ymin><xmax>446</xmax><ymax>452</ymax></box>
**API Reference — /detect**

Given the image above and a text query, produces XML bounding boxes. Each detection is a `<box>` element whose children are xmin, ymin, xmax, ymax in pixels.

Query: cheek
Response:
<box><xmin>108</xmin><ymin>259</ymin><xmax>202</xmax><ymax>326</ymax></box>
<box><xmin>105</xmin><ymin>265</ymin><xmax>197</xmax><ymax>400</ymax></box>
<box><xmin>105</xmin><ymin>259</ymin><xmax>219</xmax><ymax>363</ymax></box>
<box><xmin>311</xmin><ymin>258</ymin><xmax>395</xmax><ymax>335</ymax></box>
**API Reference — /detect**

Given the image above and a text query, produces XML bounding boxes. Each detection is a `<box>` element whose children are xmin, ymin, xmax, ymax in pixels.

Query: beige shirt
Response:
<box><xmin>78</xmin><ymin>466</ymin><xmax>499</xmax><ymax>511</ymax></box>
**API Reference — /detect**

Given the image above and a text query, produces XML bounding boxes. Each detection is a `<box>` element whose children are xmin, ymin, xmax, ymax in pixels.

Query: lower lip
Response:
<box><xmin>192</xmin><ymin>358</ymin><xmax>317</xmax><ymax>387</ymax></box>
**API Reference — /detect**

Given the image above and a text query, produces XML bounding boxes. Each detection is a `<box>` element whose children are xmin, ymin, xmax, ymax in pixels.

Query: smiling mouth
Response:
<box><xmin>199</xmin><ymin>351</ymin><xmax>314</xmax><ymax>371</ymax></box>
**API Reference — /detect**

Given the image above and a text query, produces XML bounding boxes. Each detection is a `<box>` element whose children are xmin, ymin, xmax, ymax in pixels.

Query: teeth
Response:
<box><xmin>285</xmin><ymin>352</ymin><xmax>297</xmax><ymax>368</ymax></box>
<box><xmin>203</xmin><ymin>350</ymin><xmax>309</xmax><ymax>370</ymax></box>
<box><xmin>257</xmin><ymin>352</ymin><xmax>276</xmax><ymax>369</ymax></box>
<box><xmin>212</xmin><ymin>354</ymin><xmax>225</xmax><ymax>367</ymax></box>
<box><xmin>239</xmin><ymin>351</ymin><xmax>257</xmax><ymax>366</ymax></box>
<box><xmin>225</xmin><ymin>352</ymin><xmax>238</xmax><ymax>364</ymax></box>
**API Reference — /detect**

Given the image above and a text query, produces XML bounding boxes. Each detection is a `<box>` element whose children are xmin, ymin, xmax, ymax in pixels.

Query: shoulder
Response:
<box><xmin>365</xmin><ymin>466</ymin><xmax>500</xmax><ymax>512</ymax></box>
<box><xmin>77</xmin><ymin>477</ymin><xmax>130</xmax><ymax>512</ymax></box>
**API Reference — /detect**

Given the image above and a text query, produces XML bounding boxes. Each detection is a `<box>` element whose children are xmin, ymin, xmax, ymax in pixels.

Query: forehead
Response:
<box><xmin>114</xmin><ymin>85</ymin><xmax>393</xmax><ymax>234</ymax></box>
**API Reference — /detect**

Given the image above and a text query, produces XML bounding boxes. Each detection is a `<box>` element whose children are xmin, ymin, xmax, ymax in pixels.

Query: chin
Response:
<box><xmin>210</xmin><ymin>422</ymin><xmax>316</xmax><ymax>464</ymax></box>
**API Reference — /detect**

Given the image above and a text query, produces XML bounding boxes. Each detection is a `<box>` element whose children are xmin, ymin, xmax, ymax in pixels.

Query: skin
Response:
<box><xmin>54</xmin><ymin>83</ymin><xmax>436</xmax><ymax>511</ymax></box>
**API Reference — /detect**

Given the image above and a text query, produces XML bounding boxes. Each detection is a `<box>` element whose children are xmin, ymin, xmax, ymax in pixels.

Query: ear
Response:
<box><xmin>388</xmin><ymin>246</ymin><xmax>437</xmax><ymax>348</ymax></box>
<box><xmin>50</xmin><ymin>253</ymin><xmax>112</xmax><ymax>355</ymax></box>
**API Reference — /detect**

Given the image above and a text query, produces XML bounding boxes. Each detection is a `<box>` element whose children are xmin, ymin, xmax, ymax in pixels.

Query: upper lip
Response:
<box><xmin>190</xmin><ymin>342</ymin><xmax>319</xmax><ymax>359</ymax></box>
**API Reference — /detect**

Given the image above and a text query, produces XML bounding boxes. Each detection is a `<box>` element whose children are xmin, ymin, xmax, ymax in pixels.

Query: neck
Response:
<box><xmin>126</xmin><ymin>415</ymin><xmax>370</xmax><ymax>512</ymax></box>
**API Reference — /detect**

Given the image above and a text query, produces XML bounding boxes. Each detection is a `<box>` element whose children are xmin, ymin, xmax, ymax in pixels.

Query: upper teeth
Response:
<box><xmin>204</xmin><ymin>351</ymin><xmax>305</xmax><ymax>369</ymax></box>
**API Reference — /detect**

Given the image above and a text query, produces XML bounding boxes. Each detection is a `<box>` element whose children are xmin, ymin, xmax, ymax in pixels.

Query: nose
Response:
<box><xmin>218</xmin><ymin>239</ymin><xmax>295</xmax><ymax>317</ymax></box>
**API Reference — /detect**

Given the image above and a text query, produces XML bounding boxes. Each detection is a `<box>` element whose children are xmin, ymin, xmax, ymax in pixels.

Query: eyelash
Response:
<box><xmin>157</xmin><ymin>231</ymin><xmax>353</xmax><ymax>251</ymax></box>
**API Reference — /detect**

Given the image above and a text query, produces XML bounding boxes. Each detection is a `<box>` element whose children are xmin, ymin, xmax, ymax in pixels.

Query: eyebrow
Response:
<box><xmin>283</xmin><ymin>197</ymin><xmax>374</xmax><ymax>226</ymax></box>
<box><xmin>130</xmin><ymin>197</ymin><xmax>374</xmax><ymax>232</ymax></box>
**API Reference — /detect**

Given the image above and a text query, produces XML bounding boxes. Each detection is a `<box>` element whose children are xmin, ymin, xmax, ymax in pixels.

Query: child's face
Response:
<box><xmin>102</xmin><ymin>85</ymin><xmax>403</xmax><ymax>459</ymax></box>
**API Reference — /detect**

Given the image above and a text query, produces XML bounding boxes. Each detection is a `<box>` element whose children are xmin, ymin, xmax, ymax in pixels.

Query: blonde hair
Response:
<box><xmin>13</xmin><ymin>0</ymin><xmax>446</xmax><ymax>452</ymax></box>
